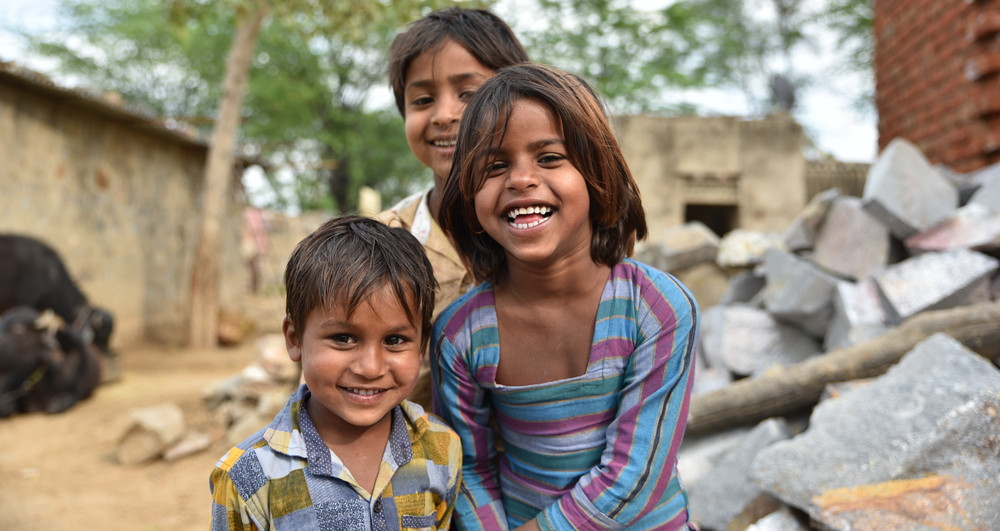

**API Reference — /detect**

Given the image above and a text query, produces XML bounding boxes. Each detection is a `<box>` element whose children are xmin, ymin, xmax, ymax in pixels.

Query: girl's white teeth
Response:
<box><xmin>507</xmin><ymin>206</ymin><xmax>552</xmax><ymax>218</ymax></box>
<box><xmin>432</xmin><ymin>139</ymin><xmax>455</xmax><ymax>147</ymax></box>
<box><xmin>348</xmin><ymin>388</ymin><xmax>381</xmax><ymax>396</ymax></box>
<box><xmin>507</xmin><ymin>206</ymin><xmax>552</xmax><ymax>229</ymax></box>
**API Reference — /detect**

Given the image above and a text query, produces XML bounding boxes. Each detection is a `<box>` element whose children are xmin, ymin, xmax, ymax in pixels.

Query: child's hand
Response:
<box><xmin>514</xmin><ymin>520</ymin><xmax>542</xmax><ymax>531</ymax></box>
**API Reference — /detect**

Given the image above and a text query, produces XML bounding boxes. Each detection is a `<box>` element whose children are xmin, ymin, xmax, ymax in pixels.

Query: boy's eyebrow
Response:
<box><xmin>404</xmin><ymin>71</ymin><xmax>489</xmax><ymax>93</ymax></box>
<box><xmin>315</xmin><ymin>318</ymin><xmax>419</xmax><ymax>333</ymax></box>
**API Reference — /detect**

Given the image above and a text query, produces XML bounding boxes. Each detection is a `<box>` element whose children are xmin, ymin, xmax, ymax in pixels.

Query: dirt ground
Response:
<box><xmin>0</xmin><ymin>335</ymin><xmax>269</xmax><ymax>530</ymax></box>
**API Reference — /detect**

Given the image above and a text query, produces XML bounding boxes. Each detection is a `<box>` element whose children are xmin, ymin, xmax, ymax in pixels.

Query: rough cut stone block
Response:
<box><xmin>750</xmin><ymin>334</ymin><xmax>1000</xmax><ymax>530</ymax></box>
<box><xmin>716</xmin><ymin>229</ymin><xmax>786</xmax><ymax>269</ymax></box>
<box><xmin>862</xmin><ymin>138</ymin><xmax>958</xmax><ymax>238</ymax></box>
<box><xmin>677</xmin><ymin>427</ymin><xmax>752</xmax><ymax>489</ymax></box>
<box><xmin>700</xmin><ymin>305</ymin><xmax>821</xmax><ymax>376</ymax></box>
<box><xmin>643</xmin><ymin>221</ymin><xmax>720</xmax><ymax>272</ymax></box>
<box><xmin>824</xmin><ymin>278</ymin><xmax>890</xmax><ymax>351</ymax></box>
<box><xmin>812</xmin><ymin>196</ymin><xmax>891</xmax><ymax>279</ymax></box>
<box><xmin>968</xmin><ymin>160</ymin><xmax>1000</xmax><ymax>210</ymax></box>
<box><xmin>688</xmin><ymin>418</ymin><xmax>793</xmax><ymax>531</ymax></box>
<box><xmin>719</xmin><ymin>270</ymin><xmax>766</xmax><ymax>305</ymax></box>
<box><xmin>783</xmin><ymin>188</ymin><xmax>841</xmax><ymax>251</ymax></box>
<box><xmin>759</xmin><ymin>248</ymin><xmax>840</xmax><ymax>337</ymax></box>
<box><xmin>692</xmin><ymin>348</ymin><xmax>733</xmax><ymax>396</ymax></box>
<box><xmin>872</xmin><ymin>248</ymin><xmax>999</xmax><ymax>322</ymax></box>
<box><xmin>745</xmin><ymin>507</ymin><xmax>811</xmax><ymax>531</ymax></box>
<box><xmin>674</xmin><ymin>262</ymin><xmax>730</xmax><ymax>309</ymax></box>
<box><xmin>904</xmin><ymin>203</ymin><xmax>1000</xmax><ymax>254</ymax></box>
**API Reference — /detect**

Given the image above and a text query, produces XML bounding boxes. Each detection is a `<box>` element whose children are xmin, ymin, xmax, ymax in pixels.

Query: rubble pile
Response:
<box><xmin>639</xmin><ymin>138</ymin><xmax>1000</xmax><ymax>530</ymax></box>
<box><xmin>201</xmin><ymin>334</ymin><xmax>299</xmax><ymax>447</ymax></box>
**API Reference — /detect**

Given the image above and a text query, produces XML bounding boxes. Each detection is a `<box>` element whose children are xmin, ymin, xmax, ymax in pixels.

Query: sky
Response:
<box><xmin>0</xmin><ymin>0</ymin><xmax>878</xmax><ymax>163</ymax></box>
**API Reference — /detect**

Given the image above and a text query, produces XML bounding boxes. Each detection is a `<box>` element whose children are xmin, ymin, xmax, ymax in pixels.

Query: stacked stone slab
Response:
<box><xmin>824</xmin><ymin>278</ymin><xmax>890</xmax><ymax>351</ymax></box>
<box><xmin>871</xmin><ymin>248</ymin><xmax>998</xmax><ymax>322</ymax></box>
<box><xmin>811</xmin><ymin>196</ymin><xmax>891</xmax><ymax>280</ymax></box>
<box><xmin>635</xmin><ymin>221</ymin><xmax>719</xmax><ymax>273</ymax></box>
<box><xmin>677</xmin><ymin>137</ymin><xmax>1000</xmax><ymax>530</ymax></box>
<box><xmin>700</xmin><ymin>305</ymin><xmax>820</xmax><ymax>377</ymax></box>
<box><xmin>758</xmin><ymin>248</ymin><xmax>839</xmax><ymax>338</ymax></box>
<box><xmin>750</xmin><ymin>334</ymin><xmax>1000</xmax><ymax>529</ymax></box>
<box><xmin>861</xmin><ymin>138</ymin><xmax>958</xmax><ymax>239</ymax></box>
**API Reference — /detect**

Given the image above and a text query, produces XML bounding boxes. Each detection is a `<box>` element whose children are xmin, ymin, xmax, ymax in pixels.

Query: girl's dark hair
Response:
<box><xmin>438</xmin><ymin>63</ymin><xmax>647</xmax><ymax>283</ymax></box>
<box><xmin>283</xmin><ymin>215</ymin><xmax>437</xmax><ymax>347</ymax></box>
<box><xmin>389</xmin><ymin>7</ymin><xmax>529</xmax><ymax>116</ymax></box>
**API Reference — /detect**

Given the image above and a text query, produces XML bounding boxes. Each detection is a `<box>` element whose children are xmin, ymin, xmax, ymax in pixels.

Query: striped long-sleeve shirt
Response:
<box><xmin>431</xmin><ymin>259</ymin><xmax>699</xmax><ymax>530</ymax></box>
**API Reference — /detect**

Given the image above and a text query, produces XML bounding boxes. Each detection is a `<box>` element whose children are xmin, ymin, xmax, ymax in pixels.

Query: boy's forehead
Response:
<box><xmin>310</xmin><ymin>285</ymin><xmax>418</xmax><ymax>321</ymax></box>
<box><xmin>404</xmin><ymin>39</ymin><xmax>491</xmax><ymax>87</ymax></box>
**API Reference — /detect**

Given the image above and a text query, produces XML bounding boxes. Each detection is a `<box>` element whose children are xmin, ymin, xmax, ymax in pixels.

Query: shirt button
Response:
<box><xmin>373</xmin><ymin>500</ymin><xmax>382</xmax><ymax>513</ymax></box>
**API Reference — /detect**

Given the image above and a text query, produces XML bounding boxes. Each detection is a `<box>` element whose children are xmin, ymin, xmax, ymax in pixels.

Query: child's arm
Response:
<box><xmin>432</xmin><ymin>334</ymin><xmax>510</xmax><ymax>531</ymax></box>
<box><xmin>209</xmin><ymin>465</ymin><xmax>265</xmax><ymax>531</ymax></box>
<box><xmin>536</xmin><ymin>276</ymin><xmax>699</xmax><ymax>530</ymax></box>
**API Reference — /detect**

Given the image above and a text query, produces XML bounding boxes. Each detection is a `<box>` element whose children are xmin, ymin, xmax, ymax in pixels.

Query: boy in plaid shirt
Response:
<box><xmin>210</xmin><ymin>215</ymin><xmax>461</xmax><ymax>530</ymax></box>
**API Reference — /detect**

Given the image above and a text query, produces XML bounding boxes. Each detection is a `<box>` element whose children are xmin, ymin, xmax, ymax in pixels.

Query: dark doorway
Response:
<box><xmin>685</xmin><ymin>204</ymin><xmax>738</xmax><ymax>237</ymax></box>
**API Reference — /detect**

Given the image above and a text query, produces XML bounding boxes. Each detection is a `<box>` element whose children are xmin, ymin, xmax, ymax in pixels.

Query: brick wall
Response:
<box><xmin>874</xmin><ymin>0</ymin><xmax>1000</xmax><ymax>172</ymax></box>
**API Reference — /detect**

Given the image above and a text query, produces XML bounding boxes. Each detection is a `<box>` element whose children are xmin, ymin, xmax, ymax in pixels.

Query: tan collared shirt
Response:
<box><xmin>376</xmin><ymin>189</ymin><xmax>473</xmax><ymax>321</ymax></box>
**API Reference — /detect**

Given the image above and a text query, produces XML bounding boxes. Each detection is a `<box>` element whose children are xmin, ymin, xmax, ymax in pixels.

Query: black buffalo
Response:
<box><xmin>0</xmin><ymin>234</ymin><xmax>115</xmax><ymax>362</ymax></box>
<box><xmin>0</xmin><ymin>306</ymin><xmax>102</xmax><ymax>417</ymax></box>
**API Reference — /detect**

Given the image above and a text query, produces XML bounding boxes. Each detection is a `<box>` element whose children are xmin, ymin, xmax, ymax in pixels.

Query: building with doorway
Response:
<box><xmin>617</xmin><ymin>113</ymin><xmax>809</xmax><ymax>238</ymax></box>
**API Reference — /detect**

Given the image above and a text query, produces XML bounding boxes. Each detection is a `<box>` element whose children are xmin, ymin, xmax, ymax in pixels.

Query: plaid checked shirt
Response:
<box><xmin>210</xmin><ymin>385</ymin><xmax>462</xmax><ymax>531</ymax></box>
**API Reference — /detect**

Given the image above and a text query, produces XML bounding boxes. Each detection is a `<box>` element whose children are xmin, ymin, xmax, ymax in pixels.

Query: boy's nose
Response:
<box><xmin>432</xmin><ymin>95</ymin><xmax>462</xmax><ymax>126</ymax></box>
<box><xmin>352</xmin><ymin>345</ymin><xmax>386</xmax><ymax>377</ymax></box>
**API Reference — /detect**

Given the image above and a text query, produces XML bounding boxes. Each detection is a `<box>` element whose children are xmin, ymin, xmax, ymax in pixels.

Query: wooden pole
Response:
<box><xmin>686</xmin><ymin>301</ymin><xmax>1000</xmax><ymax>436</ymax></box>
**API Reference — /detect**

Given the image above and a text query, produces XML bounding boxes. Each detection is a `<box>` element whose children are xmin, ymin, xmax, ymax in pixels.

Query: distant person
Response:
<box><xmin>434</xmin><ymin>64</ymin><xmax>701</xmax><ymax>530</ymax></box>
<box><xmin>377</xmin><ymin>6</ymin><xmax>530</xmax><ymax>409</ymax></box>
<box><xmin>209</xmin><ymin>215</ymin><xmax>461</xmax><ymax>531</ymax></box>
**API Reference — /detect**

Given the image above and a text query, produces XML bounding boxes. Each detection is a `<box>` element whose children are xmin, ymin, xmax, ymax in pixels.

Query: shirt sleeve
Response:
<box><xmin>209</xmin><ymin>466</ymin><xmax>264</xmax><ymax>531</ymax></box>
<box><xmin>432</xmin><ymin>333</ymin><xmax>510</xmax><ymax>531</ymax></box>
<box><xmin>538</xmin><ymin>274</ymin><xmax>699</xmax><ymax>531</ymax></box>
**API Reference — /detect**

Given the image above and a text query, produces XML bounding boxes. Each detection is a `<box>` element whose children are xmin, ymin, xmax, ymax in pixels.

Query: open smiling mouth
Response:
<box><xmin>344</xmin><ymin>387</ymin><xmax>385</xmax><ymax>397</ymax></box>
<box><xmin>507</xmin><ymin>206</ymin><xmax>553</xmax><ymax>229</ymax></box>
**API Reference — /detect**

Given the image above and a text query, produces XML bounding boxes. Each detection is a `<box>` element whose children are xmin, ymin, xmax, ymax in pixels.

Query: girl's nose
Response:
<box><xmin>507</xmin><ymin>162</ymin><xmax>540</xmax><ymax>190</ymax></box>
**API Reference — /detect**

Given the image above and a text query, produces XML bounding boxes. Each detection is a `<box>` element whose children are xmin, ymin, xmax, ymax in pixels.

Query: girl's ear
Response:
<box><xmin>283</xmin><ymin>316</ymin><xmax>302</xmax><ymax>362</ymax></box>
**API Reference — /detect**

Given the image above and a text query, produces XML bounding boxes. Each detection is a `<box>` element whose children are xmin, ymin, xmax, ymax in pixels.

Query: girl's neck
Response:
<box><xmin>499</xmin><ymin>253</ymin><xmax>611</xmax><ymax>302</ymax></box>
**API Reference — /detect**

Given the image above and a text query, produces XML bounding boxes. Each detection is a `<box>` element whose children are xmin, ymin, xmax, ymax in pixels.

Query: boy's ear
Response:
<box><xmin>283</xmin><ymin>317</ymin><xmax>302</xmax><ymax>362</ymax></box>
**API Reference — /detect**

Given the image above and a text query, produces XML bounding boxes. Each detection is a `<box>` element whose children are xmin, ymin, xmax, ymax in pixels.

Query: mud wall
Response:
<box><xmin>0</xmin><ymin>77</ymin><xmax>247</xmax><ymax>347</ymax></box>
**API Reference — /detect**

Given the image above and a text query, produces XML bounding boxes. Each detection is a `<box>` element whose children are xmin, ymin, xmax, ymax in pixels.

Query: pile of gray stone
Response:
<box><xmin>638</xmin><ymin>138</ymin><xmax>1000</xmax><ymax>530</ymax></box>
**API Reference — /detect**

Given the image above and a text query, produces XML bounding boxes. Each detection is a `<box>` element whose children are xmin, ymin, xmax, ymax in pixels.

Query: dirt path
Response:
<box><xmin>0</xmin><ymin>340</ymin><xmax>261</xmax><ymax>530</ymax></box>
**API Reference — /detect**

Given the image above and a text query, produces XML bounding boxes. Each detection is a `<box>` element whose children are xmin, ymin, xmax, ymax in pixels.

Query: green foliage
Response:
<box><xmin>519</xmin><ymin>0</ymin><xmax>871</xmax><ymax>116</ymax></box>
<box><xmin>818</xmin><ymin>0</ymin><xmax>873</xmax><ymax>113</ymax></box>
<box><xmin>24</xmin><ymin>0</ymin><xmax>463</xmax><ymax>213</ymax></box>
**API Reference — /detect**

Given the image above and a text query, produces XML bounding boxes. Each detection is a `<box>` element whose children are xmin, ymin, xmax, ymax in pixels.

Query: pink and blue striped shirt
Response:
<box><xmin>431</xmin><ymin>259</ymin><xmax>699</xmax><ymax>530</ymax></box>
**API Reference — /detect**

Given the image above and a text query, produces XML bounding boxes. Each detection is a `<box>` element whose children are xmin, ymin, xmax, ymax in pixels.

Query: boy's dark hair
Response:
<box><xmin>389</xmin><ymin>7</ymin><xmax>529</xmax><ymax>116</ymax></box>
<box><xmin>439</xmin><ymin>63</ymin><xmax>648</xmax><ymax>283</ymax></box>
<box><xmin>284</xmin><ymin>215</ymin><xmax>437</xmax><ymax>346</ymax></box>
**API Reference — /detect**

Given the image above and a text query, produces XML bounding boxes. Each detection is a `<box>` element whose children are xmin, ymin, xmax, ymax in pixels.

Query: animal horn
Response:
<box><xmin>35</xmin><ymin>309</ymin><xmax>61</xmax><ymax>333</ymax></box>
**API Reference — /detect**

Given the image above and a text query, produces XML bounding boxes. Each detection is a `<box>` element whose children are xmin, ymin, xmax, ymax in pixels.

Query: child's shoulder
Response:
<box><xmin>614</xmin><ymin>258</ymin><xmax>699</xmax><ymax>308</ymax></box>
<box><xmin>398</xmin><ymin>400</ymin><xmax>462</xmax><ymax>459</ymax></box>
<box><xmin>433</xmin><ymin>281</ymin><xmax>493</xmax><ymax>332</ymax></box>
<box><xmin>213</xmin><ymin>433</ymin><xmax>269</xmax><ymax>475</ymax></box>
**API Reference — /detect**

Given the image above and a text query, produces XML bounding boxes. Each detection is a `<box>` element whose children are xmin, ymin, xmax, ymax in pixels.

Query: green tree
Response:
<box><xmin>517</xmin><ymin>0</ymin><xmax>871</xmax><ymax>117</ymax></box>
<box><xmin>26</xmin><ymin>0</ymin><xmax>444</xmax><ymax>213</ymax></box>
<box><xmin>24</xmin><ymin>0</ymin><xmax>460</xmax><ymax>346</ymax></box>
